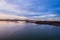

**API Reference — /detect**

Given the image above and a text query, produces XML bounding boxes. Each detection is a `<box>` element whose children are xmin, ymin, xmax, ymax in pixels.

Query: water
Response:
<box><xmin>0</xmin><ymin>21</ymin><xmax>60</xmax><ymax>40</ymax></box>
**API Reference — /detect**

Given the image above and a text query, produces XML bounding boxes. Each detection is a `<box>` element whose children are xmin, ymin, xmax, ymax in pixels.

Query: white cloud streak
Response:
<box><xmin>32</xmin><ymin>14</ymin><xmax>56</xmax><ymax>18</ymax></box>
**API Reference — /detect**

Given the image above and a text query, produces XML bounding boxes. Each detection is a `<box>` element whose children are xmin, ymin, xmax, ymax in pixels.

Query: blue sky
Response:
<box><xmin>0</xmin><ymin>0</ymin><xmax>60</xmax><ymax>20</ymax></box>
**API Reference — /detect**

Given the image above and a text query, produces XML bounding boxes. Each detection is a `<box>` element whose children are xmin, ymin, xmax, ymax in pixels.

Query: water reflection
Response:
<box><xmin>0</xmin><ymin>21</ymin><xmax>26</xmax><ymax>39</ymax></box>
<box><xmin>0</xmin><ymin>21</ymin><xmax>60</xmax><ymax>40</ymax></box>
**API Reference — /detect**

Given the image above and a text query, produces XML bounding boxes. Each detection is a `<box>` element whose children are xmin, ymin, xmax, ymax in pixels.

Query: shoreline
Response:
<box><xmin>0</xmin><ymin>20</ymin><xmax>60</xmax><ymax>26</ymax></box>
<box><xmin>35</xmin><ymin>21</ymin><xmax>60</xmax><ymax>26</ymax></box>
<box><xmin>26</xmin><ymin>20</ymin><xmax>60</xmax><ymax>26</ymax></box>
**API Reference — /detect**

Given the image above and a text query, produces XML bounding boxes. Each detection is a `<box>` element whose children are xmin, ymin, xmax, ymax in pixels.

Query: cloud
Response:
<box><xmin>0</xmin><ymin>0</ymin><xmax>15</xmax><ymax>11</ymax></box>
<box><xmin>0</xmin><ymin>0</ymin><xmax>35</xmax><ymax>15</ymax></box>
<box><xmin>0</xmin><ymin>0</ymin><xmax>21</xmax><ymax>14</ymax></box>
<box><xmin>31</xmin><ymin>14</ymin><xmax>57</xmax><ymax>21</ymax></box>
<box><xmin>32</xmin><ymin>14</ymin><xmax>57</xmax><ymax>18</ymax></box>
<box><xmin>0</xmin><ymin>0</ymin><xmax>60</xmax><ymax>20</ymax></box>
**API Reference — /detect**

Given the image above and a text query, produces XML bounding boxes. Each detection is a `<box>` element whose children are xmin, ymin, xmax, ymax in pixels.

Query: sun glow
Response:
<box><xmin>0</xmin><ymin>13</ymin><xmax>28</xmax><ymax>20</ymax></box>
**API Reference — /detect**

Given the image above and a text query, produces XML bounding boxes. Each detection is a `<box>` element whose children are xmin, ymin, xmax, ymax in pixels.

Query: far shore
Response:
<box><xmin>26</xmin><ymin>20</ymin><xmax>60</xmax><ymax>26</ymax></box>
<box><xmin>0</xmin><ymin>19</ymin><xmax>60</xmax><ymax>26</ymax></box>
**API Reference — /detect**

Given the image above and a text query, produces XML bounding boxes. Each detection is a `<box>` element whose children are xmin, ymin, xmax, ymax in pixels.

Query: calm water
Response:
<box><xmin>0</xmin><ymin>21</ymin><xmax>60</xmax><ymax>40</ymax></box>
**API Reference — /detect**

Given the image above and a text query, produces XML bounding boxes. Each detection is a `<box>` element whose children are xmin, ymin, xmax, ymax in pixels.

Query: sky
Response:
<box><xmin>0</xmin><ymin>0</ymin><xmax>60</xmax><ymax>20</ymax></box>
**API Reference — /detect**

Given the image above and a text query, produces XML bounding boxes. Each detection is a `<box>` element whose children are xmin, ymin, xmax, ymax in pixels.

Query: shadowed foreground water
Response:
<box><xmin>0</xmin><ymin>21</ymin><xmax>60</xmax><ymax>40</ymax></box>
